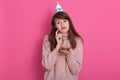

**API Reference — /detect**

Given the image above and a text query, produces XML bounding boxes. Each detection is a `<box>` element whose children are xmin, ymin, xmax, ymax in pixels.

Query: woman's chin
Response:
<box><xmin>61</xmin><ymin>30</ymin><xmax>68</xmax><ymax>33</ymax></box>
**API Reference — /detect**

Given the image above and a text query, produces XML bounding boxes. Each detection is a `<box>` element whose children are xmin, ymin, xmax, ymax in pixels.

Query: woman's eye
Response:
<box><xmin>64</xmin><ymin>20</ymin><xmax>67</xmax><ymax>22</ymax></box>
<box><xmin>57</xmin><ymin>22</ymin><xmax>60</xmax><ymax>24</ymax></box>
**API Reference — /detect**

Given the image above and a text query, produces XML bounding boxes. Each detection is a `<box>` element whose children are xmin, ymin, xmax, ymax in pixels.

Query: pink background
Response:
<box><xmin>0</xmin><ymin>0</ymin><xmax>120</xmax><ymax>80</ymax></box>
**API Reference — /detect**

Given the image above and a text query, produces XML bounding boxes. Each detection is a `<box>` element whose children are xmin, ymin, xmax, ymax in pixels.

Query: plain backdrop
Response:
<box><xmin>0</xmin><ymin>0</ymin><xmax>120</xmax><ymax>80</ymax></box>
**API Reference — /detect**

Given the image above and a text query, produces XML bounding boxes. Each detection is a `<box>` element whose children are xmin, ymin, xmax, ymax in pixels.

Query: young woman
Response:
<box><xmin>42</xmin><ymin>12</ymin><xmax>84</xmax><ymax>80</ymax></box>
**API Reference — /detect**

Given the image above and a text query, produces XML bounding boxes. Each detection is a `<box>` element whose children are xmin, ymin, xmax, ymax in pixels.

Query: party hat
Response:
<box><xmin>55</xmin><ymin>1</ymin><xmax>64</xmax><ymax>13</ymax></box>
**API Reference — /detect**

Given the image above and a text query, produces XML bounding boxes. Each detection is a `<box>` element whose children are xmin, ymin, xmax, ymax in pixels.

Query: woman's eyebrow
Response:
<box><xmin>55</xmin><ymin>19</ymin><xmax>60</xmax><ymax>22</ymax></box>
<box><xmin>56</xmin><ymin>20</ymin><xmax>62</xmax><ymax>22</ymax></box>
<box><xmin>55</xmin><ymin>19</ymin><xmax>67</xmax><ymax>22</ymax></box>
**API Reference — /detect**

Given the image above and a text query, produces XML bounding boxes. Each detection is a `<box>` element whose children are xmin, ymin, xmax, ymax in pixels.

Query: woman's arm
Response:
<box><xmin>66</xmin><ymin>37</ymin><xmax>83</xmax><ymax>75</ymax></box>
<box><xmin>42</xmin><ymin>35</ymin><xmax>59</xmax><ymax>70</ymax></box>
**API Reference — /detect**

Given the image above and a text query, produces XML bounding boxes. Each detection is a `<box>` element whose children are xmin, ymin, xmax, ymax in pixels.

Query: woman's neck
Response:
<box><xmin>62</xmin><ymin>32</ymin><xmax>68</xmax><ymax>40</ymax></box>
<box><xmin>62</xmin><ymin>32</ymin><xmax>68</xmax><ymax>37</ymax></box>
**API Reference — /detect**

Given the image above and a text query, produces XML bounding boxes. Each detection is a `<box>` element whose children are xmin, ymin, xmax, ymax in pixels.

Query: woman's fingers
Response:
<box><xmin>56</xmin><ymin>30</ymin><xmax>59</xmax><ymax>35</ymax></box>
<box><xmin>55</xmin><ymin>30</ymin><xmax>62</xmax><ymax>47</ymax></box>
<box><xmin>60</xmin><ymin>49</ymin><xmax>70</xmax><ymax>57</ymax></box>
<box><xmin>56</xmin><ymin>30</ymin><xmax>62</xmax><ymax>40</ymax></box>
<box><xmin>60</xmin><ymin>49</ymin><xmax>69</xmax><ymax>54</ymax></box>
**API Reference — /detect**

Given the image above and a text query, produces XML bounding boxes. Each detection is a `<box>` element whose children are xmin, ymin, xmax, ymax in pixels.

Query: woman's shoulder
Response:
<box><xmin>43</xmin><ymin>34</ymin><xmax>50</xmax><ymax>47</ymax></box>
<box><xmin>75</xmin><ymin>37</ymin><xmax>83</xmax><ymax>43</ymax></box>
<box><xmin>43</xmin><ymin>34</ymin><xmax>50</xmax><ymax>42</ymax></box>
<box><xmin>75</xmin><ymin>37</ymin><xmax>83</xmax><ymax>50</ymax></box>
<box><xmin>43</xmin><ymin>34</ymin><xmax>50</xmax><ymax>43</ymax></box>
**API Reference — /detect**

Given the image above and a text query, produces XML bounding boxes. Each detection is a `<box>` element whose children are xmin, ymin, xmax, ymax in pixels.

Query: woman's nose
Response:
<box><xmin>61</xmin><ymin>22</ymin><xmax>64</xmax><ymax>26</ymax></box>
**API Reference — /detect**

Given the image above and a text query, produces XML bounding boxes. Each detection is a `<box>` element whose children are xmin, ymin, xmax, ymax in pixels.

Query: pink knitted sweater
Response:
<box><xmin>42</xmin><ymin>35</ymin><xmax>83</xmax><ymax>80</ymax></box>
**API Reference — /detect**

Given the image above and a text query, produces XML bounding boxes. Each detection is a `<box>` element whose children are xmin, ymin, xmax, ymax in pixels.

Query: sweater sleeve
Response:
<box><xmin>66</xmin><ymin>37</ymin><xmax>83</xmax><ymax>75</ymax></box>
<box><xmin>42</xmin><ymin>35</ymin><xmax>59</xmax><ymax>70</ymax></box>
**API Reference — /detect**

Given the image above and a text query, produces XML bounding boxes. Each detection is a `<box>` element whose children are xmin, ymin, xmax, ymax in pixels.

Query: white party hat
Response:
<box><xmin>55</xmin><ymin>1</ymin><xmax>64</xmax><ymax>13</ymax></box>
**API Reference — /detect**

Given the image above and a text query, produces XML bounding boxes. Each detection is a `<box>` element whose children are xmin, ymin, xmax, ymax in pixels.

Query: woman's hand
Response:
<box><xmin>60</xmin><ymin>46</ymin><xmax>73</xmax><ymax>57</ymax></box>
<box><xmin>55</xmin><ymin>30</ymin><xmax>62</xmax><ymax>49</ymax></box>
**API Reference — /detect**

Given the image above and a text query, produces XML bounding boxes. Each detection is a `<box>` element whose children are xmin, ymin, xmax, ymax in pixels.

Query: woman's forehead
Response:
<box><xmin>55</xmin><ymin>18</ymin><xmax>67</xmax><ymax>22</ymax></box>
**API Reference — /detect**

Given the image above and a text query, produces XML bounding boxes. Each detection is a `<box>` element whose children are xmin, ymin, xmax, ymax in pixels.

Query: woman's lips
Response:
<box><xmin>61</xmin><ymin>27</ymin><xmax>66</xmax><ymax>29</ymax></box>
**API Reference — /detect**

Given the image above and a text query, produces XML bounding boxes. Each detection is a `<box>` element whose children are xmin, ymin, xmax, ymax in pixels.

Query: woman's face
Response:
<box><xmin>55</xmin><ymin>18</ymin><xmax>69</xmax><ymax>33</ymax></box>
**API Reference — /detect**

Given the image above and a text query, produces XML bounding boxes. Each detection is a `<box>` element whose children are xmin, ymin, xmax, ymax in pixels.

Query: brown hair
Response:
<box><xmin>48</xmin><ymin>12</ymin><xmax>84</xmax><ymax>51</ymax></box>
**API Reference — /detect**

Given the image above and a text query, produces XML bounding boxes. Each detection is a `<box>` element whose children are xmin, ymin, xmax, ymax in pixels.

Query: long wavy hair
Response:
<box><xmin>48</xmin><ymin>12</ymin><xmax>83</xmax><ymax>51</ymax></box>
